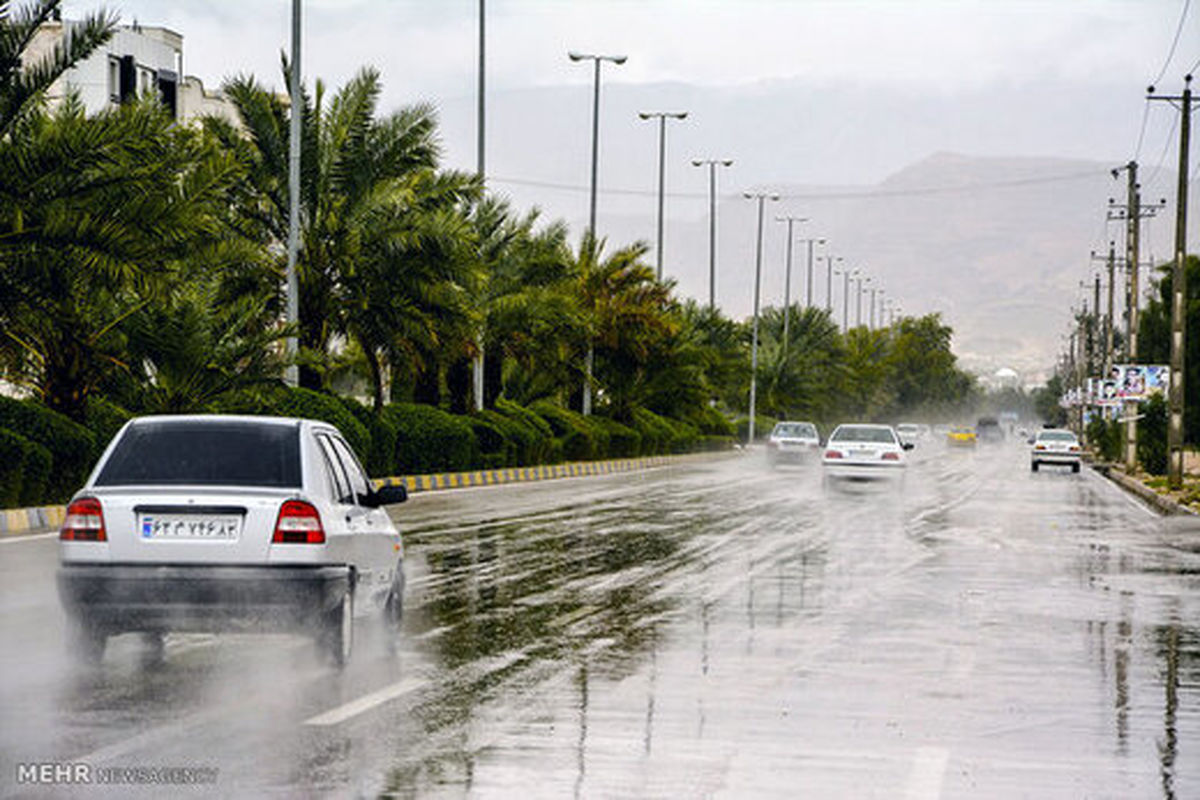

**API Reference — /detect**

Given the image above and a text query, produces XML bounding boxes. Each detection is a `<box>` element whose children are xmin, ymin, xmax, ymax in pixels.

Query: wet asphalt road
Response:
<box><xmin>2</xmin><ymin>442</ymin><xmax>1200</xmax><ymax>798</ymax></box>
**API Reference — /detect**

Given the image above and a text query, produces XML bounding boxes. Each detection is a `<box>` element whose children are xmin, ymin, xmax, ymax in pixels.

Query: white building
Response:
<box><xmin>27</xmin><ymin>17</ymin><xmax>239</xmax><ymax>127</ymax></box>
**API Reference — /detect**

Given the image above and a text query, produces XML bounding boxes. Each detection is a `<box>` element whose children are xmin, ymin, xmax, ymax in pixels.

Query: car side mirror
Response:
<box><xmin>902</xmin><ymin>442</ymin><xmax>915</xmax><ymax>451</ymax></box>
<box><xmin>1026</xmin><ymin>437</ymin><xmax>1036</xmax><ymax>445</ymax></box>
<box><xmin>361</xmin><ymin>483</ymin><xmax>407</xmax><ymax>508</ymax></box>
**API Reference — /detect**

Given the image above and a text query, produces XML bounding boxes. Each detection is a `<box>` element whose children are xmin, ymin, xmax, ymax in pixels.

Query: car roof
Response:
<box><xmin>1036</xmin><ymin>428</ymin><xmax>1076</xmax><ymax>436</ymax></box>
<box><xmin>126</xmin><ymin>414</ymin><xmax>332</xmax><ymax>431</ymax></box>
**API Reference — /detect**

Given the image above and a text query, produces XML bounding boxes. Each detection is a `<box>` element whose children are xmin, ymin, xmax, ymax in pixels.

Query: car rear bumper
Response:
<box><xmin>823</xmin><ymin>463</ymin><xmax>905</xmax><ymax>481</ymax></box>
<box><xmin>768</xmin><ymin>446</ymin><xmax>817</xmax><ymax>462</ymax></box>
<box><xmin>1031</xmin><ymin>453</ymin><xmax>1081</xmax><ymax>465</ymax></box>
<box><xmin>57</xmin><ymin>563</ymin><xmax>354</xmax><ymax>634</ymax></box>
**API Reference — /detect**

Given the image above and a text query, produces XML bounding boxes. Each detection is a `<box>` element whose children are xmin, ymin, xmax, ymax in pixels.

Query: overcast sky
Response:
<box><xmin>57</xmin><ymin>1</ymin><xmax>1200</xmax><ymax>372</ymax></box>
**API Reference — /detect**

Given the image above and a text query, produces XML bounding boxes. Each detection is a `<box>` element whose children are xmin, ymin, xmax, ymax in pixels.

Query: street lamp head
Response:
<box><xmin>818</xmin><ymin>238</ymin><xmax>827</xmax><ymax>244</ymax></box>
<box><xmin>721</xmin><ymin>159</ymin><xmax>733</xmax><ymax>167</ymax></box>
<box><xmin>692</xmin><ymin>159</ymin><xmax>703</xmax><ymax>167</ymax></box>
<box><xmin>742</xmin><ymin>191</ymin><xmax>753</xmax><ymax>200</ymax></box>
<box><xmin>672</xmin><ymin>112</ymin><xmax>688</xmax><ymax>119</ymax></box>
<box><xmin>638</xmin><ymin>112</ymin><xmax>652</xmax><ymax>120</ymax></box>
<box><xmin>609</xmin><ymin>55</ymin><xmax>628</xmax><ymax>65</ymax></box>
<box><xmin>568</xmin><ymin>52</ymin><xmax>586</xmax><ymax>62</ymax></box>
<box><xmin>769</xmin><ymin>194</ymin><xmax>780</xmax><ymax>201</ymax></box>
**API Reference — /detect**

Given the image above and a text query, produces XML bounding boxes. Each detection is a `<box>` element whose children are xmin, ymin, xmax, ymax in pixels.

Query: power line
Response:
<box><xmin>1151</xmin><ymin>0</ymin><xmax>1192</xmax><ymax>87</ymax></box>
<box><xmin>1134</xmin><ymin>100</ymin><xmax>1152</xmax><ymax>159</ymax></box>
<box><xmin>489</xmin><ymin>168</ymin><xmax>1106</xmax><ymax>202</ymax></box>
<box><xmin>1144</xmin><ymin>111</ymin><xmax>1180</xmax><ymax>194</ymax></box>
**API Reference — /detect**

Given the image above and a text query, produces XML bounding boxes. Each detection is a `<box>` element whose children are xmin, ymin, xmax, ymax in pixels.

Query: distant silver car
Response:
<box><xmin>1030</xmin><ymin>428</ymin><xmax>1081</xmax><ymax>473</ymax></box>
<box><xmin>895</xmin><ymin>423</ymin><xmax>930</xmax><ymax>447</ymax></box>
<box><xmin>766</xmin><ymin>421</ymin><xmax>821</xmax><ymax>465</ymax></box>
<box><xmin>822</xmin><ymin>423</ymin><xmax>912</xmax><ymax>485</ymax></box>
<box><xmin>57</xmin><ymin>415</ymin><xmax>408</xmax><ymax>667</ymax></box>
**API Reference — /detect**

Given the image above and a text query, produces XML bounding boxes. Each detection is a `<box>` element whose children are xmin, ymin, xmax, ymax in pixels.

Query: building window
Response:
<box><xmin>108</xmin><ymin>56</ymin><xmax>120</xmax><ymax>103</ymax></box>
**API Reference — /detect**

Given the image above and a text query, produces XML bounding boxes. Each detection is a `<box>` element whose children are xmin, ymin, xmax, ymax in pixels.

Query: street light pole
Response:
<box><xmin>802</xmin><ymin>237</ymin><xmax>825</xmax><ymax>309</ymax></box>
<box><xmin>840</xmin><ymin>268</ymin><xmax>855</xmax><ymax>333</ymax></box>
<box><xmin>744</xmin><ymin>191</ymin><xmax>780</xmax><ymax>446</ymax></box>
<box><xmin>284</xmin><ymin>0</ymin><xmax>302</xmax><ymax>387</ymax></box>
<box><xmin>824</xmin><ymin>253</ymin><xmax>842</xmax><ymax>312</ymax></box>
<box><xmin>570</xmin><ymin>51</ymin><xmax>626</xmax><ymax>416</ymax></box>
<box><xmin>775</xmin><ymin>215</ymin><xmax>808</xmax><ymax>357</ymax></box>
<box><xmin>869</xmin><ymin>286</ymin><xmax>878</xmax><ymax>330</ymax></box>
<box><xmin>692</xmin><ymin>159</ymin><xmax>733</xmax><ymax>310</ymax></box>
<box><xmin>640</xmin><ymin>111</ymin><xmax>687</xmax><ymax>281</ymax></box>
<box><xmin>855</xmin><ymin>275</ymin><xmax>868</xmax><ymax>328</ymax></box>
<box><xmin>569</xmin><ymin>51</ymin><xmax>627</xmax><ymax>238</ymax></box>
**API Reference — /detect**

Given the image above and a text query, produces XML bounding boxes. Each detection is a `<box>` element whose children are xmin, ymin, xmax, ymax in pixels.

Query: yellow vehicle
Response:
<box><xmin>946</xmin><ymin>425</ymin><xmax>977</xmax><ymax>446</ymax></box>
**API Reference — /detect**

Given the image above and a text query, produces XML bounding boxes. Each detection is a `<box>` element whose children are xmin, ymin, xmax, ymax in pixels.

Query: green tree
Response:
<box><xmin>1137</xmin><ymin>255</ymin><xmax>1200</xmax><ymax>443</ymax></box>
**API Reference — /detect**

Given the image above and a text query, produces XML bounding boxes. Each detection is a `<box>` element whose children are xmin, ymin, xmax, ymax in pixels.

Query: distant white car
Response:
<box><xmin>1030</xmin><ymin>428</ymin><xmax>1082</xmax><ymax>473</ymax></box>
<box><xmin>766</xmin><ymin>421</ymin><xmax>821</xmax><ymax>465</ymax></box>
<box><xmin>57</xmin><ymin>415</ymin><xmax>408</xmax><ymax>667</ymax></box>
<box><xmin>895</xmin><ymin>423</ymin><xmax>930</xmax><ymax>447</ymax></box>
<box><xmin>822</xmin><ymin>423</ymin><xmax>912</xmax><ymax>485</ymax></box>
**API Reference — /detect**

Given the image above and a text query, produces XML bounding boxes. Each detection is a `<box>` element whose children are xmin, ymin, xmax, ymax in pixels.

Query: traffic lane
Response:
<box><xmin>0</xmin><ymin>456</ymin><xmax>776</xmax><ymax>795</ymax></box>
<box><xmin>363</xmin><ymin>444</ymin><xmax>1200</xmax><ymax>798</ymax></box>
<box><xmin>3</xmin><ymin>447</ymin><xmax>1199</xmax><ymax>798</ymax></box>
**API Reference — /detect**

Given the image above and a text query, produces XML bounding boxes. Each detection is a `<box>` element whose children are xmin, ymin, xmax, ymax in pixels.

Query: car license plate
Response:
<box><xmin>139</xmin><ymin>514</ymin><xmax>241</xmax><ymax>540</ymax></box>
<box><xmin>851</xmin><ymin>449</ymin><xmax>876</xmax><ymax>459</ymax></box>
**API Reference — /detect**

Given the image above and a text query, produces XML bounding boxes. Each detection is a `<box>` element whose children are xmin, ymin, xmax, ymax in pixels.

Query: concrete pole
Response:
<box><xmin>1166</xmin><ymin>77</ymin><xmax>1190</xmax><ymax>489</ymax></box>
<box><xmin>284</xmin><ymin>0</ymin><xmax>302</xmax><ymax>387</ymax></box>
<box><xmin>1125</xmin><ymin>163</ymin><xmax>1140</xmax><ymax>470</ymax></box>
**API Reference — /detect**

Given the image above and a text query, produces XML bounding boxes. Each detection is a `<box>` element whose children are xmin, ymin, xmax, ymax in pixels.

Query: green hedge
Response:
<box><xmin>0</xmin><ymin>427</ymin><xmax>27</xmax><ymax>508</ymax></box>
<box><xmin>496</xmin><ymin>398</ymin><xmax>561</xmax><ymax>463</ymax></box>
<box><xmin>384</xmin><ymin>403</ymin><xmax>479</xmax><ymax>474</ymax></box>
<box><xmin>0</xmin><ymin>396</ymin><xmax>96</xmax><ymax>502</ymax></box>
<box><xmin>633</xmin><ymin>408</ymin><xmax>699</xmax><ymax>454</ymax></box>
<box><xmin>337</xmin><ymin>396</ymin><xmax>397</xmax><ymax>477</ymax></box>
<box><xmin>530</xmin><ymin>400</ymin><xmax>599</xmax><ymax>461</ymax></box>
<box><xmin>734</xmin><ymin>414</ymin><xmax>779</xmax><ymax>442</ymax></box>
<box><xmin>19</xmin><ymin>438</ymin><xmax>52</xmax><ymax>507</ymax></box>
<box><xmin>477</xmin><ymin>408</ymin><xmax>542</xmax><ymax>466</ymax></box>
<box><xmin>214</xmin><ymin>387</ymin><xmax>372</xmax><ymax>464</ymax></box>
<box><xmin>592</xmin><ymin>416</ymin><xmax>642</xmax><ymax>458</ymax></box>
<box><xmin>686</xmin><ymin>405</ymin><xmax>736</xmax><ymax>438</ymax></box>
<box><xmin>468</xmin><ymin>415</ymin><xmax>515</xmax><ymax>468</ymax></box>
<box><xmin>84</xmin><ymin>396</ymin><xmax>133</xmax><ymax>453</ymax></box>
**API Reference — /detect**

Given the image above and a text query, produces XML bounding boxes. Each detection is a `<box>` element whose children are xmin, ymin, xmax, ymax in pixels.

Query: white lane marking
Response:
<box><xmin>904</xmin><ymin>746</ymin><xmax>949</xmax><ymax>800</ymax></box>
<box><xmin>303</xmin><ymin>677</ymin><xmax>426</xmax><ymax>727</ymax></box>
<box><xmin>0</xmin><ymin>531</ymin><xmax>57</xmax><ymax>544</ymax></box>
<box><xmin>1084</xmin><ymin>469</ymin><xmax>1159</xmax><ymax>519</ymax></box>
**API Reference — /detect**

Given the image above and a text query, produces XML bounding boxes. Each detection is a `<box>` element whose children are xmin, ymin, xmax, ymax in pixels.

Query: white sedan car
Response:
<box><xmin>1030</xmin><ymin>428</ymin><xmax>1082</xmax><ymax>473</ymax></box>
<box><xmin>766</xmin><ymin>421</ymin><xmax>821</xmax><ymax>465</ymax></box>
<box><xmin>57</xmin><ymin>415</ymin><xmax>408</xmax><ymax>667</ymax></box>
<box><xmin>822</xmin><ymin>423</ymin><xmax>912</xmax><ymax>485</ymax></box>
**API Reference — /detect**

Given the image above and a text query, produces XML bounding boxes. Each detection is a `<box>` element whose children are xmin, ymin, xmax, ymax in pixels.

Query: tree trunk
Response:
<box><xmin>363</xmin><ymin>345</ymin><xmax>385</xmax><ymax>412</ymax></box>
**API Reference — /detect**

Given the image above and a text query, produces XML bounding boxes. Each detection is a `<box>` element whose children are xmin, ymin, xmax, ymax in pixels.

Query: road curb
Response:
<box><xmin>0</xmin><ymin>451</ymin><xmax>737</xmax><ymax>539</ymax></box>
<box><xmin>1091</xmin><ymin>464</ymin><xmax>1197</xmax><ymax>516</ymax></box>
<box><xmin>373</xmin><ymin>451</ymin><xmax>734</xmax><ymax>494</ymax></box>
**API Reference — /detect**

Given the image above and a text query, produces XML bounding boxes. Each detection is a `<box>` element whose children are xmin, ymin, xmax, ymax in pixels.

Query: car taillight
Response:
<box><xmin>1069</xmin><ymin>445</ymin><xmax>1080</xmax><ymax>452</ymax></box>
<box><xmin>61</xmin><ymin>497</ymin><xmax>106</xmax><ymax>542</ymax></box>
<box><xmin>1035</xmin><ymin>444</ymin><xmax>1046</xmax><ymax>450</ymax></box>
<box><xmin>825</xmin><ymin>450</ymin><xmax>842</xmax><ymax>459</ymax></box>
<box><xmin>273</xmin><ymin>500</ymin><xmax>325</xmax><ymax>544</ymax></box>
<box><xmin>882</xmin><ymin>452</ymin><xmax>901</xmax><ymax>461</ymax></box>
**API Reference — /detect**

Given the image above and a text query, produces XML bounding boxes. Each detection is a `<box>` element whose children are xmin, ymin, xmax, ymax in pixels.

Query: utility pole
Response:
<box><xmin>284</xmin><ymin>0</ymin><xmax>302</xmax><ymax>387</ymax></box>
<box><xmin>776</xmin><ymin>215</ymin><xmax>808</xmax><ymax>357</ymax></box>
<box><xmin>840</xmin><ymin>268</ymin><xmax>855</xmax><ymax>333</ymax></box>
<box><xmin>692</xmin><ymin>159</ymin><xmax>734</xmax><ymax>310</ymax></box>
<box><xmin>1149</xmin><ymin>75</ymin><xmax>1191</xmax><ymax>489</ymax></box>
<box><xmin>1093</xmin><ymin>274</ymin><xmax>1101</xmax><ymax>376</ymax></box>
<box><xmin>744</xmin><ymin>191</ymin><xmax>779</xmax><ymax>446</ymax></box>
<box><xmin>801</xmin><ymin>237</ymin><xmax>825</xmax><ymax>308</ymax></box>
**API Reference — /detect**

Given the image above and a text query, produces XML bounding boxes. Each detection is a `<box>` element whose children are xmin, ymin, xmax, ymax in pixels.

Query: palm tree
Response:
<box><xmin>209</xmin><ymin>66</ymin><xmax>477</xmax><ymax>395</ymax></box>
<box><xmin>756</xmin><ymin>304</ymin><xmax>845</xmax><ymax>421</ymax></box>
<box><xmin>0</xmin><ymin>0</ymin><xmax>116</xmax><ymax>138</ymax></box>
<box><xmin>0</xmin><ymin>98</ymin><xmax>241</xmax><ymax>420</ymax></box>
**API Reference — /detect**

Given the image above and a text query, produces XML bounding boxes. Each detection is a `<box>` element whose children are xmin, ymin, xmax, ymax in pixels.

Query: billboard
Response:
<box><xmin>1104</xmin><ymin>365</ymin><xmax>1169</xmax><ymax>401</ymax></box>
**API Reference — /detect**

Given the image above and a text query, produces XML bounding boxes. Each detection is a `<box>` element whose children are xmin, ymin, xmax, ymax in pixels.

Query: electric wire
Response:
<box><xmin>1151</xmin><ymin>0</ymin><xmax>1192</xmax><ymax>87</ymax></box>
<box><xmin>1143</xmin><ymin>111</ymin><xmax>1180</xmax><ymax>194</ymax></box>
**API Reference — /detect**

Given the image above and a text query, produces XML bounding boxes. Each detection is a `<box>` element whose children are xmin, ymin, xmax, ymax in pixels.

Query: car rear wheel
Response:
<box><xmin>1071</xmin><ymin>463</ymin><xmax>1081</xmax><ymax>474</ymax></box>
<box><xmin>319</xmin><ymin>590</ymin><xmax>354</xmax><ymax>668</ymax></box>
<box><xmin>1031</xmin><ymin>461</ymin><xmax>1039</xmax><ymax>472</ymax></box>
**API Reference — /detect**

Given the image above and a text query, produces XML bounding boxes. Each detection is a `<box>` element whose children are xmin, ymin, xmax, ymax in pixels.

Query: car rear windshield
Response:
<box><xmin>1038</xmin><ymin>431</ymin><xmax>1077</xmax><ymax>443</ymax></box>
<box><xmin>774</xmin><ymin>423</ymin><xmax>815</xmax><ymax>437</ymax></box>
<box><xmin>95</xmin><ymin>421</ymin><xmax>302</xmax><ymax>488</ymax></box>
<box><xmin>831</xmin><ymin>426</ymin><xmax>896</xmax><ymax>444</ymax></box>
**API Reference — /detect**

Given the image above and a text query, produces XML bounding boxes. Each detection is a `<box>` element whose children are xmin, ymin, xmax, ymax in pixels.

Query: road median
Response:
<box><xmin>1091</xmin><ymin>463</ymin><xmax>1198</xmax><ymax>516</ymax></box>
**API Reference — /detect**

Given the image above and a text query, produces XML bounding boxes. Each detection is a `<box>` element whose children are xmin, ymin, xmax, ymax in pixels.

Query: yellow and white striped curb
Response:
<box><xmin>0</xmin><ymin>505</ymin><xmax>66</xmax><ymax>538</ymax></box>
<box><xmin>372</xmin><ymin>454</ymin><xmax>690</xmax><ymax>493</ymax></box>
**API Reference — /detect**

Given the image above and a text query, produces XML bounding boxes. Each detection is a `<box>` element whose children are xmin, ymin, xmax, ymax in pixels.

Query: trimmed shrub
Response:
<box><xmin>468</xmin><ymin>416</ymin><xmax>514</xmax><ymax>468</ymax></box>
<box><xmin>631</xmin><ymin>407</ymin><xmax>674</xmax><ymax>454</ymax></box>
<box><xmin>1138</xmin><ymin>394</ymin><xmax>1167</xmax><ymax>475</ymax></box>
<box><xmin>214</xmin><ymin>387</ymin><xmax>372</xmax><ymax>463</ymax></box>
<box><xmin>337</xmin><ymin>396</ymin><xmax>397</xmax><ymax>477</ymax></box>
<box><xmin>592</xmin><ymin>416</ymin><xmax>642</xmax><ymax>458</ymax></box>
<box><xmin>530</xmin><ymin>400</ymin><xmax>599</xmax><ymax>461</ymax></box>
<box><xmin>634</xmin><ymin>408</ymin><xmax>699</xmax><ymax>454</ymax></box>
<box><xmin>0</xmin><ymin>397</ymin><xmax>96</xmax><ymax>502</ymax></box>
<box><xmin>0</xmin><ymin>427</ymin><xmax>27</xmax><ymax>508</ymax></box>
<box><xmin>686</xmin><ymin>405</ymin><xmax>736</xmax><ymax>437</ymax></box>
<box><xmin>85</xmin><ymin>396</ymin><xmax>133</xmax><ymax>453</ymax></box>
<box><xmin>477</xmin><ymin>409</ymin><xmax>541</xmax><ymax>466</ymax></box>
<box><xmin>495</xmin><ymin>398</ymin><xmax>562</xmax><ymax>463</ymax></box>
<box><xmin>384</xmin><ymin>403</ymin><xmax>479</xmax><ymax>474</ymax></box>
<box><xmin>19</xmin><ymin>439</ymin><xmax>52</xmax><ymax>507</ymax></box>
